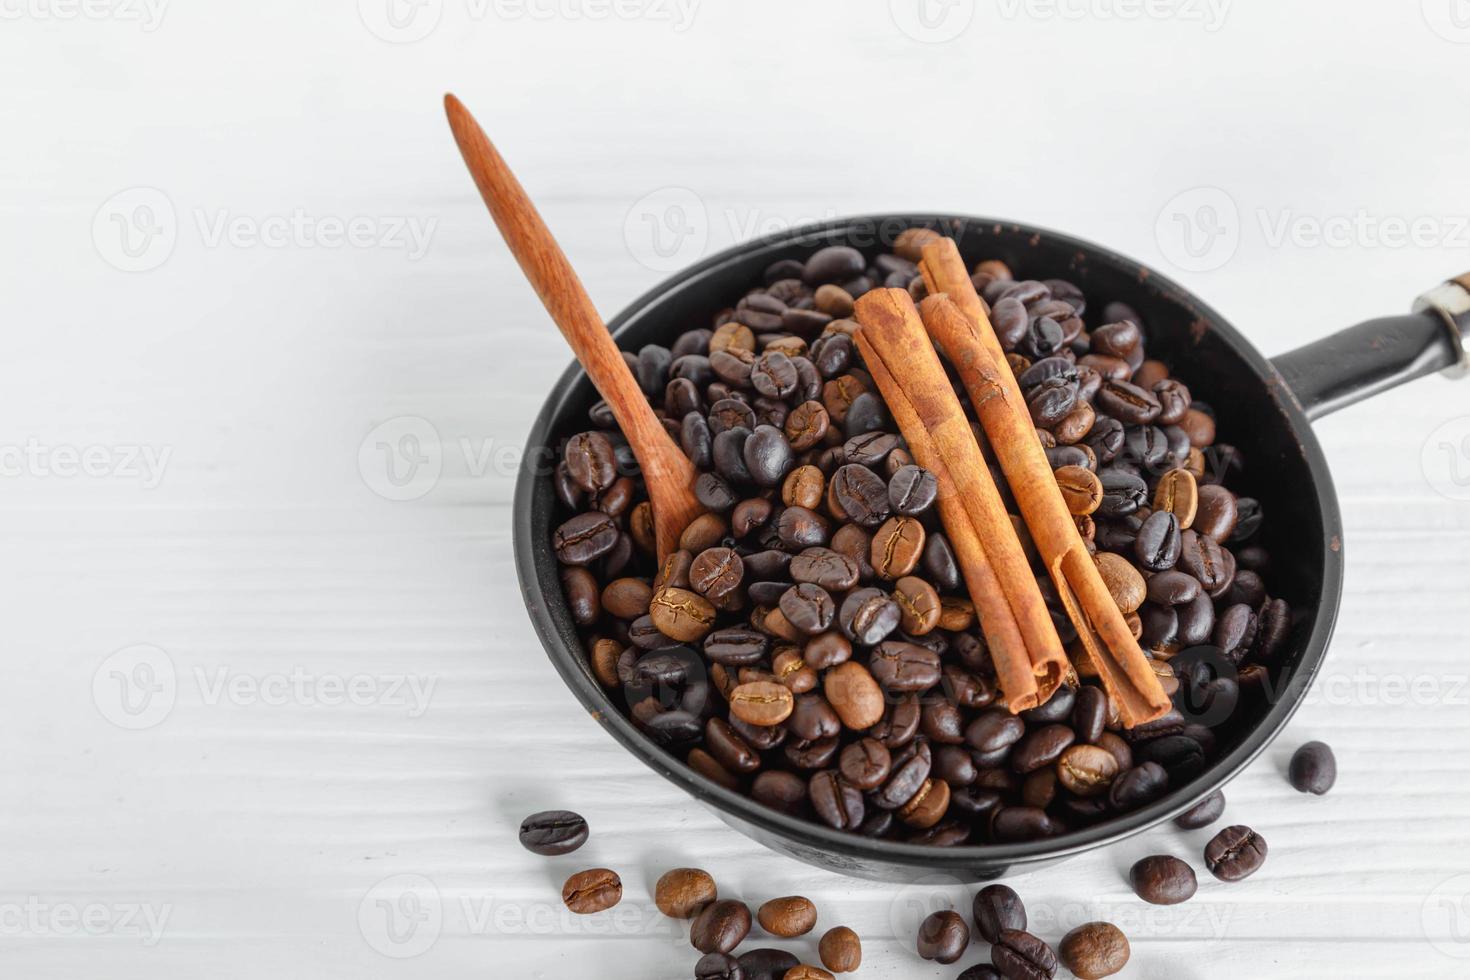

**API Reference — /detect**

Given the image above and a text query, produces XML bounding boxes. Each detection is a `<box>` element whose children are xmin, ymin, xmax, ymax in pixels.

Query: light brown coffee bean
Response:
<box><xmin>1053</xmin><ymin>401</ymin><xmax>1096</xmax><ymax>445</ymax></box>
<box><xmin>871</xmin><ymin>516</ymin><xmax>925</xmax><ymax>579</ymax></box>
<box><xmin>1154</xmin><ymin>468</ymin><xmax>1199</xmax><ymax>529</ymax></box>
<box><xmin>710</xmin><ymin>321</ymin><xmax>755</xmax><ymax>354</ymax></box>
<box><xmin>814</xmin><ymin>284</ymin><xmax>855</xmax><ymax>317</ymax></box>
<box><xmin>818</xmin><ymin>925</ymin><xmax>862</xmax><ymax>973</ymax></box>
<box><xmin>897</xmin><ymin>777</ymin><xmax>949</xmax><ymax>829</ymax></box>
<box><xmin>629</xmin><ymin>501</ymin><xmax>656</xmax><ymax>554</ymax></box>
<box><xmin>938</xmin><ymin>597</ymin><xmax>975</xmax><ymax>632</ymax></box>
<box><xmin>1060</xmin><ymin>921</ymin><xmax>1130</xmax><ymax>979</ymax></box>
<box><xmin>729</xmin><ymin>681</ymin><xmax>795</xmax><ymax>726</ymax></box>
<box><xmin>1056</xmin><ymin>744</ymin><xmax>1121</xmax><ymax>797</ymax></box>
<box><xmin>1055</xmin><ymin>465</ymin><xmax>1103</xmax><ymax>516</ymax></box>
<box><xmin>773</xmin><ymin>646</ymin><xmax>818</xmax><ymax>694</ymax></box>
<box><xmin>892</xmin><ymin>576</ymin><xmax>941</xmax><ymax>635</ymax></box>
<box><xmin>649</xmin><ymin>587</ymin><xmax>716</xmax><ymax>642</ymax></box>
<box><xmin>823</xmin><ymin>661</ymin><xmax>885</xmax><ymax>729</ymax></box>
<box><xmin>601</xmin><ymin>577</ymin><xmax>652</xmax><ymax>620</ymax></box>
<box><xmin>680</xmin><ymin>513</ymin><xmax>729</xmax><ymax>554</ymax></box>
<box><xmin>783</xmin><ymin>465</ymin><xmax>826</xmax><ymax>510</ymax></box>
<box><xmin>687</xmin><ymin>747</ymin><xmax>739</xmax><ymax>790</ymax></box>
<box><xmin>783</xmin><ymin>966</ymin><xmax>835</xmax><ymax>980</ymax></box>
<box><xmin>758</xmin><ymin>896</ymin><xmax>817</xmax><ymax>937</ymax></box>
<box><xmin>562</xmin><ymin>868</ymin><xmax>622</xmax><ymax>914</ymax></box>
<box><xmin>590</xmin><ymin>637</ymin><xmax>622</xmax><ymax>688</ymax></box>
<box><xmin>1094</xmin><ymin>552</ymin><xmax>1146</xmax><ymax>613</ymax></box>
<box><xmin>654</xmin><ymin>867</ymin><xmax>717</xmax><ymax>919</ymax></box>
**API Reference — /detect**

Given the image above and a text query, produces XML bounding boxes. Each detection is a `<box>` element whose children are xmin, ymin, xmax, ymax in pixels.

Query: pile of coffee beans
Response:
<box><xmin>549</xmin><ymin>230</ymin><xmax>1296</xmax><ymax>845</ymax></box>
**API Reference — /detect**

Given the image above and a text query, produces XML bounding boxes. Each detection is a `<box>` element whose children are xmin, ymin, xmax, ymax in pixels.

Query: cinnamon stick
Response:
<box><xmin>918</xmin><ymin>238</ymin><xmax>1171</xmax><ymax>726</ymax></box>
<box><xmin>853</xmin><ymin>288</ymin><xmax>1067</xmax><ymax>712</ymax></box>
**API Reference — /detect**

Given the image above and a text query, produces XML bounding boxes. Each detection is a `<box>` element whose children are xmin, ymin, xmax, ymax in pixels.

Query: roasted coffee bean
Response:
<box><xmin>649</xmin><ymin>587</ymin><xmax>716</xmax><ymax>642</ymax></box>
<box><xmin>1179</xmin><ymin>529</ymin><xmax>1231</xmax><ymax>593</ymax></box>
<box><xmin>992</xmin><ymin>806</ymin><xmax>1062</xmax><ymax>841</ymax></box>
<box><xmin>777</xmin><ymin>506</ymin><xmax>830</xmax><ymax>550</ymax></box>
<box><xmin>804</xmin><ymin>246</ymin><xmax>865</xmax><ymax>285</ymax></box>
<box><xmin>1021</xmin><ymin>684</ymin><xmax>1076</xmax><ymax>725</ymax></box>
<box><xmin>1134</xmin><ymin>511</ymin><xmax>1182</xmax><ymax>572</ymax></box>
<box><xmin>873</xmin><ymin>740</ymin><xmax>932</xmax><ymax>809</ymax></box>
<box><xmin>751</xmin><ymin>770</ymin><xmax>805</xmax><ymax>814</ymax></box>
<box><xmin>779</xmin><ymin>583</ymin><xmax>835</xmax><ymax>635</ymax></box>
<box><xmin>1213</xmin><ymin>602</ymin><xmax>1259</xmax><ymax>663</ymax></box>
<box><xmin>1175</xmin><ymin>789</ymin><xmax>1225</xmax><ymax>829</ymax></box>
<box><xmin>871</xmin><ymin>516</ymin><xmax>925</xmax><ymax>579</ymax></box>
<box><xmin>1109</xmin><ymin>761</ymin><xmax>1168</xmax><ymax>810</ymax></box>
<box><xmin>868</xmin><ymin>641</ymin><xmax>942</xmax><ymax>692</ymax></box>
<box><xmin>561</xmin><ymin>566</ymin><xmax>601</xmax><ymax>625</ymax></box>
<box><xmin>782</xmin><ymin>465</ymin><xmax>825</xmax><ymax>510</ymax></box>
<box><xmin>1097</xmin><ymin>469</ymin><xmax>1147</xmax><ymax>517</ymax></box>
<box><xmin>1130</xmin><ymin>854</ymin><xmax>1197</xmax><ymax>905</ymax></box>
<box><xmin>991</xmin><ymin>928</ymin><xmax>1058</xmax><ymax>980</ymax></box>
<box><xmin>694</xmin><ymin>952</ymin><xmax>743</xmax><ymax>980</ymax></box>
<box><xmin>1059</xmin><ymin>922</ymin><xmax>1129</xmax><ymax>979</ymax></box>
<box><xmin>830</xmin><ymin>464</ymin><xmax>890</xmax><ymax>526</ymax></box>
<box><xmin>1096</xmin><ymin>378</ymin><xmax>1161</xmax><ymax>424</ymax></box>
<box><xmin>823</xmin><ymin>661</ymin><xmax>885</xmax><ymax>729</ymax></box>
<box><xmin>804</xmin><ymin>631</ymin><xmax>852</xmax><ymax>670</ymax></box>
<box><xmin>897</xmin><ymin>776</ymin><xmax>950</xmax><ymax>829</ymax></box>
<box><xmin>1134</xmin><ymin>735</ymin><xmax>1205</xmax><ymax>784</ymax></box>
<box><xmin>789</xmin><ymin>548</ymin><xmax>859</xmax><ymax>591</ymax></box>
<box><xmin>783</xmin><ymin>966</ymin><xmax>834</xmax><ymax>980</ymax></box>
<box><xmin>843</xmin><ymin>391</ymin><xmax>889</xmax><ymax>437</ymax></box>
<box><xmin>730</xmin><ymin>681</ymin><xmax>795</xmax><ymax>726</ymax></box>
<box><xmin>689</xmin><ymin>548</ymin><xmax>744</xmax><ymax>601</ymax></box>
<box><xmin>757</xmin><ymin>895</ymin><xmax>817</xmax><ymax>937</ymax></box>
<box><xmin>916</xmin><ymin>910</ymin><xmax>970</xmax><ymax>964</ymax></box>
<box><xmin>892</xmin><ymin>575</ymin><xmax>942</xmax><ymax>635</ymax></box>
<box><xmin>966</xmin><ymin>707</ymin><xmax>1026</xmax><ymax>754</ymax></box>
<box><xmin>837</xmin><ymin>737</ymin><xmax>891</xmax><ymax>790</ymax></box>
<box><xmin>1154</xmin><ymin>468</ymin><xmax>1198</xmax><ymax>528</ymax></box>
<box><xmin>1055</xmin><ymin>465</ymin><xmax>1103</xmax><ymax>515</ymax></box>
<box><xmin>922</xmin><ymin>533</ymin><xmax>961</xmax><ymax>591</ymax></box>
<box><xmin>519</xmin><ymin>810</ymin><xmax>588</xmax><ymax>855</ymax></box>
<box><xmin>736</xmin><ymin>948</ymin><xmax>798</xmax><ymax>980</ymax></box>
<box><xmin>1011</xmin><ymin>724</ymin><xmax>1076</xmax><ymax>773</ymax></box>
<box><xmin>973</xmin><ymin>884</ymin><xmax>1026</xmax><ymax>944</ymax></box>
<box><xmin>1094</xmin><ymin>552</ymin><xmax>1145</xmax><ymax>614</ymax></box>
<box><xmin>1289</xmin><ymin>740</ymin><xmax>1336</xmax><ymax>795</ymax></box>
<box><xmin>554</xmin><ymin>511</ymin><xmax>619</xmax><ymax>565</ymax></box>
<box><xmin>1194</xmin><ymin>483</ymin><xmax>1239</xmax><ymax>542</ymax></box>
<box><xmin>839</xmin><ymin>588</ymin><xmax>900</xmax><ymax>645</ymax></box>
<box><xmin>958</xmin><ymin>968</ymin><xmax>1003</xmax><ymax>980</ymax></box>
<box><xmin>562</xmin><ymin>868</ymin><xmax>622</xmax><ymax>914</ymax></box>
<box><xmin>887</xmin><ymin>464</ymin><xmax>937</xmax><ymax>515</ymax></box>
<box><xmin>705</xmin><ymin>717</ymin><xmax>761</xmax><ymax>774</ymax></box>
<box><xmin>1205</xmin><ymin>825</ymin><xmax>1267</xmax><ymax>881</ymax></box>
<box><xmin>564</xmin><ymin>431</ymin><xmax>617</xmax><ymax>493</ymax></box>
<box><xmin>691</xmin><ymin>900</ymin><xmax>753</xmax><ymax>954</ymax></box>
<box><xmin>818</xmin><ymin>925</ymin><xmax>861</xmax><ymax>973</ymax></box>
<box><xmin>655</xmin><ymin>867</ymin><xmax>717</xmax><ymax>919</ymax></box>
<box><xmin>704</xmin><ymin>627</ymin><xmax>768</xmax><ymax>666</ymax></box>
<box><xmin>869</xmin><ymin>694</ymin><xmax>921</xmax><ymax>749</ymax></box>
<box><xmin>1056</xmin><ymin>744</ymin><xmax>1120</xmax><ymax>796</ymax></box>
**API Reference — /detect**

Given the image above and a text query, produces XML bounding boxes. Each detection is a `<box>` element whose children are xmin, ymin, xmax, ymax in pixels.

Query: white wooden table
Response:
<box><xmin>4</xmin><ymin>2</ymin><xmax>1470</xmax><ymax>976</ymax></box>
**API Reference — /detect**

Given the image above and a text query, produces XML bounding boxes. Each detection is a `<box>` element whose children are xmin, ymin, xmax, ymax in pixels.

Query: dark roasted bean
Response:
<box><xmin>916</xmin><ymin>910</ymin><xmax>970</xmax><ymax>964</ymax></box>
<box><xmin>519</xmin><ymin>810</ymin><xmax>588</xmax><ymax>855</ymax></box>
<box><xmin>1175</xmin><ymin>789</ymin><xmax>1225</xmax><ymax>829</ymax></box>
<box><xmin>992</xmin><ymin>929</ymin><xmax>1058</xmax><ymax>980</ymax></box>
<box><xmin>973</xmin><ymin>884</ymin><xmax>1026</xmax><ymax>944</ymax></box>
<box><xmin>1108</xmin><ymin>762</ymin><xmax>1169</xmax><ymax>810</ymax></box>
<box><xmin>691</xmin><ymin>900</ymin><xmax>753</xmax><ymax>954</ymax></box>
<box><xmin>1130</xmin><ymin>854</ymin><xmax>1197</xmax><ymax>905</ymax></box>
<box><xmin>839</xmin><ymin>588</ymin><xmax>900</xmax><ymax>645</ymax></box>
<box><xmin>1205</xmin><ymin>825</ymin><xmax>1267</xmax><ymax>881</ymax></box>
<box><xmin>1288</xmin><ymin>740</ymin><xmax>1336</xmax><ymax>794</ymax></box>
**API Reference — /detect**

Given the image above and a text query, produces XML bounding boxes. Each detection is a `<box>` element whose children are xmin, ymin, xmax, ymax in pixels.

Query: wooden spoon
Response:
<box><xmin>444</xmin><ymin>93</ymin><xmax>703</xmax><ymax>561</ymax></box>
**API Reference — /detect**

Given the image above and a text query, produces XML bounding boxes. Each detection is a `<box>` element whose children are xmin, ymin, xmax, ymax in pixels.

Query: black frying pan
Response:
<box><xmin>513</xmin><ymin>214</ymin><xmax>1469</xmax><ymax>881</ymax></box>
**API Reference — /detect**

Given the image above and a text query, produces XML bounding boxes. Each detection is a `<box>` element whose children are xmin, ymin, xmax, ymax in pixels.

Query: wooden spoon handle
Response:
<box><xmin>444</xmin><ymin>94</ymin><xmax>699</xmax><ymax>557</ymax></box>
<box><xmin>445</xmin><ymin>94</ymin><xmax>674</xmax><ymax>458</ymax></box>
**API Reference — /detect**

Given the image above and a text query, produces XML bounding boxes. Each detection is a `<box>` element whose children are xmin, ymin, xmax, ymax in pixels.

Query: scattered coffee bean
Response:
<box><xmin>1059</xmin><ymin>921</ymin><xmax>1130</xmax><ymax>979</ymax></box>
<box><xmin>1130</xmin><ymin>854</ymin><xmax>1197</xmax><ymax>905</ymax></box>
<box><xmin>782</xmin><ymin>966</ymin><xmax>834</xmax><ymax>980</ymax></box>
<box><xmin>739</xmin><ymin>948</ymin><xmax>800</xmax><ymax>980</ymax></box>
<box><xmin>1288</xmin><ymin>740</ymin><xmax>1336</xmax><ymax>795</ymax></box>
<box><xmin>562</xmin><ymin>868</ymin><xmax>622</xmax><ymax>914</ymax></box>
<box><xmin>655</xmin><ymin>867</ymin><xmax>717</xmax><ymax>919</ymax></box>
<box><xmin>973</xmin><ymin>883</ymin><xmax>1026</xmax><ymax>943</ymax></box>
<box><xmin>756</xmin><ymin>895</ymin><xmax>817</xmax><ymax>937</ymax></box>
<box><xmin>691</xmin><ymin>900</ymin><xmax>753</xmax><ymax>954</ymax></box>
<box><xmin>991</xmin><ymin>928</ymin><xmax>1057</xmax><ymax>980</ymax></box>
<box><xmin>695</xmin><ymin>952</ymin><xmax>742</xmax><ymax>980</ymax></box>
<box><xmin>1205</xmin><ymin>825</ymin><xmax>1267</xmax><ymax>881</ymax></box>
<box><xmin>518</xmin><ymin>809</ymin><xmax>588</xmax><ymax>856</ymax></box>
<box><xmin>1175</xmin><ymin>790</ymin><xmax>1225</xmax><ymax>829</ymax></box>
<box><xmin>818</xmin><ymin>925</ymin><xmax>861</xmax><ymax>973</ymax></box>
<box><xmin>917</xmin><ymin>909</ymin><xmax>970</xmax><ymax>964</ymax></box>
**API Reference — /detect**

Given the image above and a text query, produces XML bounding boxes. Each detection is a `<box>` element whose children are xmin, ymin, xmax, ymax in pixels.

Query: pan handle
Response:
<box><xmin>1269</xmin><ymin>274</ymin><xmax>1470</xmax><ymax>421</ymax></box>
